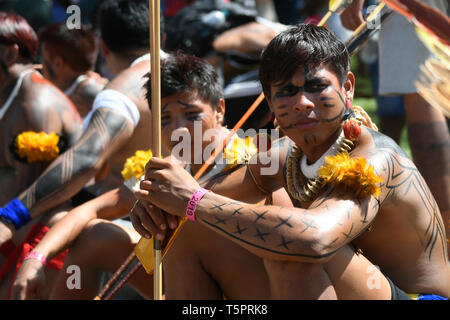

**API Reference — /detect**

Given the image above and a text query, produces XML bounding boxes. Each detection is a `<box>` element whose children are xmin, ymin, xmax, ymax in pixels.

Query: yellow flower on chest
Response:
<box><xmin>14</xmin><ymin>131</ymin><xmax>60</xmax><ymax>163</ymax></box>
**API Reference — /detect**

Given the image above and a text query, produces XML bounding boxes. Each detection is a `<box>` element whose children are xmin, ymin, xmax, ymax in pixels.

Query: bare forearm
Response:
<box><xmin>33</xmin><ymin>204</ymin><xmax>97</xmax><ymax>259</ymax></box>
<box><xmin>16</xmin><ymin>109</ymin><xmax>134</xmax><ymax>219</ymax></box>
<box><xmin>194</xmin><ymin>191</ymin><xmax>331</xmax><ymax>263</ymax></box>
<box><xmin>17</xmin><ymin>148</ymin><xmax>100</xmax><ymax>219</ymax></box>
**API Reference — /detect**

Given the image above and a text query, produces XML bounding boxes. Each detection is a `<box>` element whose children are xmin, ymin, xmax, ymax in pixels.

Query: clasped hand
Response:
<box><xmin>130</xmin><ymin>157</ymin><xmax>200</xmax><ymax>240</ymax></box>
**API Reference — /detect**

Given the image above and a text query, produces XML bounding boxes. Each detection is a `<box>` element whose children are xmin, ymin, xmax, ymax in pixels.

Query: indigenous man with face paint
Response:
<box><xmin>0</xmin><ymin>12</ymin><xmax>83</xmax><ymax>299</ymax></box>
<box><xmin>0</xmin><ymin>0</ymin><xmax>161</xmax><ymax>293</ymax></box>
<box><xmin>39</xmin><ymin>22</ymin><xmax>108</xmax><ymax>119</ymax></box>
<box><xmin>10</xmin><ymin>51</ymin><xmax>292</xmax><ymax>300</ymax></box>
<box><xmin>131</xmin><ymin>25</ymin><xmax>450</xmax><ymax>300</ymax></box>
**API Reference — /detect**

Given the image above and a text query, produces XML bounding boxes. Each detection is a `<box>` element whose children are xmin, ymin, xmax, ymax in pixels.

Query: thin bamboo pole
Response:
<box><xmin>149</xmin><ymin>0</ymin><xmax>162</xmax><ymax>301</ymax></box>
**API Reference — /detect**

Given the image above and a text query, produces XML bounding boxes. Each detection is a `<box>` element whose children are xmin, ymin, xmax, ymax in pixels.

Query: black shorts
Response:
<box><xmin>71</xmin><ymin>188</ymin><xmax>97</xmax><ymax>207</ymax></box>
<box><xmin>386</xmin><ymin>276</ymin><xmax>412</xmax><ymax>300</ymax></box>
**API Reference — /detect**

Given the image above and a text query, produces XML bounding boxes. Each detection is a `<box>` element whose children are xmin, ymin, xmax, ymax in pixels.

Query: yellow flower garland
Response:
<box><xmin>121</xmin><ymin>149</ymin><xmax>153</xmax><ymax>181</ymax></box>
<box><xmin>14</xmin><ymin>131</ymin><xmax>60</xmax><ymax>163</ymax></box>
<box><xmin>317</xmin><ymin>152</ymin><xmax>382</xmax><ymax>198</ymax></box>
<box><xmin>222</xmin><ymin>136</ymin><xmax>258</xmax><ymax>170</ymax></box>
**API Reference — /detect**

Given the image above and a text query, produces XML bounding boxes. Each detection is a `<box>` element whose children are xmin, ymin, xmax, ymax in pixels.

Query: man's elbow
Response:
<box><xmin>292</xmin><ymin>232</ymin><xmax>338</xmax><ymax>264</ymax></box>
<box><xmin>73</xmin><ymin>148</ymin><xmax>104</xmax><ymax>175</ymax></box>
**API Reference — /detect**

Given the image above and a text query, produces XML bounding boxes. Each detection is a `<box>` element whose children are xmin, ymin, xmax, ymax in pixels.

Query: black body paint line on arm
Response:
<box><xmin>19</xmin><ymin>109</ymin><xmax>132</xmax><ymax>210</ymax></box>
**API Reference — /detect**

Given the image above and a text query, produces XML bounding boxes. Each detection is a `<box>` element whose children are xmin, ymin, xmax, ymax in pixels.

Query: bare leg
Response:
<box><xmin>324</xmin><ymin>246</ymin><xmax>391</xmax><ymax>300</ymax></box>
<box><xmin>404</xmin><ymin>93</ymin><xmax>450</xmax><ymax>243</ymax></box>
<box><xmin>164</xmin><ymin>221</ymin><xmax>270</xmax><ymax>299</ymax></box>
<box><xmin>163</xmin><ymin>223</ymin><xmax>235</xmax><ymax>299</ymax></box>
<box><xmin>50</xmin><ymin>219</ymin><xmax>153</xmax><ymax>299</ymax></box>
<box><xmin>263</xmin><ymin>245</ymin><xmax>392</xmax><ymax>300</ymax></box>
<box><xmin>263</xmin><ymin>259</ymin><xmax>337</xmax><ymax>300</ymax></box>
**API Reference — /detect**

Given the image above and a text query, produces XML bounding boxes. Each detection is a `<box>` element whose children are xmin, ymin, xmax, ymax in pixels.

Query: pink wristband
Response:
<box><xmin>23</xmin><ymin>251</ymin><xmax>47</xmax><ymax>266</ymax></box>
<box><xmin>186</xmin><ymin>188</ymin><xmax>209</xmax><ymax>221</ymax></box>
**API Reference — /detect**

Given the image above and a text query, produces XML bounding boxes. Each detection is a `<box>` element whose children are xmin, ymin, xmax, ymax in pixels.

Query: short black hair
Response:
<box><xmin>259</xmin><ymin>24</ymin><xmax>350</xmax><ymax>98</ymax></box>
<box><xmin>99</xmin><ymin>0</ymin><xmax>164</xmax><ymax>54</ymax></box>
<box><xmin>40</xmin><ymin>22</ymin><xmax>97</xmax><ymax>72</ymax></box>
<box><xmin>145</xmin><ymin>51</ymin><xmax>223</xmax><ymax>110</ymax></box>
<box><xmin>0</xmin><ymin>11</ymin><xmax>38</xmax><ymax>62</ymax></box>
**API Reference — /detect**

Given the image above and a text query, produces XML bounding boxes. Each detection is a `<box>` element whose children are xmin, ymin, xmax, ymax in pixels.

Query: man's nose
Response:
<box><xmin>292</xmin><ymin>92</ymin><xmax>314</xmax><ymax>113</ymax></box>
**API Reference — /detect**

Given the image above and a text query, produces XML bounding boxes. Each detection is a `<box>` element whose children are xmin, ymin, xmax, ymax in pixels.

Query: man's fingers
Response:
<box><xmin>356</xmin><ymin>13</ymin><xmax>364</xmax><ymax>28</ymax></box>
<box><xmin>130</xmin><ymin>208</ymin><xmax>151</xmax><ymax>239</ymax></box>
<box><xmin>132</xmin><ymin>202</ymin><xmax>164</xmax><ymax>240</ymax></box>
<box><xmin>11</xmin><ymin>281</ymin><xmax>27</xmax><ymax>300</ymax></box>
<box><xmin>139</xmin><ymin>179</ymin><xmax>152</xmax><ymax>191</ymax></box>
<box><xmin>165</xmin><ymin>213</ymin><xmax>179</xmax><ymax>230</ymax></box>
<box><xmin>138</xmin><ymin>180</ymin><xmax>162</xmax><ymax>194</ymax></box>
<box><xmin>144</xmin><ymin>202</ymin><xmax>167</xmax><ymax>232</ymax></box>
<box><xmin>145</xmin><ymin>170</ymin><xmax>167</xmax><ymax>182</ymax></box>
<box><xmin>144</xmin><ymin>157</ymin><xmax>172</xmax><ymax>171</ymax></box>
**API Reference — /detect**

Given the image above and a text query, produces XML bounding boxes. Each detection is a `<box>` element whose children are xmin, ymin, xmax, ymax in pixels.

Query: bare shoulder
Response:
<box><xmin>248</xmin><ymin>134</ymin><xmax>292</xmax><ymax>192</ymax></box>
<box><xmin>106</xmin><ymin>63</ymin><xmax>149</xmax><ymax>103</ymax></box>
<box><xmin>20</xmin><ymin>73</ymin><xmax>82</xmax><ymax>141</ymax></box>
<box><xmin>22</xmin><ymin>73</ymin><xmax>80</xmax><ymax>121</ymax></box>
<box><xmin>353</xmin><ymin>127</ymin><xmax>426</xmax><ymax>204</ymax></box>
<box><xmin>77</xmin><ymin>73</ymin><xmax>108</xmax><ymax>100</ymax></box>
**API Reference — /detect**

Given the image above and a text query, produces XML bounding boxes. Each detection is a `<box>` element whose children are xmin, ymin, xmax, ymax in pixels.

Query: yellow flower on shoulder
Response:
<box><xmin>317</xmin><ymin>152</ymin><xmax>383</xmax><ymax>198</ymax></box>
<box><xmin>121</xmin><ymin>149</ymin><xmax>153</xmax><ymax>181</ymax></box>
<box><xmin>222</xmin><ymin>136</ymin><xmax>258</xmax><ymax>170</ymax></box>
<box><xmin>15</xmin><ymin>131</ymin><xmax>60</xmax><ymax>163</ymax></box>
<box><xmin>121</xmin><ymin>149</ymin><xmax>153</xmax><ymax>192</ymax></box>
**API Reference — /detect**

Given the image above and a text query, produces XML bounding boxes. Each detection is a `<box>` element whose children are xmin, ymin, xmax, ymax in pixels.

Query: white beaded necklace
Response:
<box><xmin>300</xmin><ymin>131</ymin><xmax>345</xmax><ymax>179</ymax></box>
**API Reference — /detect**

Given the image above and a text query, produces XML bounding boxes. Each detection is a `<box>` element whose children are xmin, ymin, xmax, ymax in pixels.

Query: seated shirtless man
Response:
<box><xmin>0</xmin><ymin>0</ymin><xmax>161</xmax><ymax>298</ymax></box>
<box><xmin>0</xmin><ymin>11</ymin><xmax>82</xmax><ymax>298</ymax></box>
<box><xmin>131</xmin><ymin>24</ymin><xmax>450</xmax><ymax>299</ymax></box>
<box><xmin>11</xmin><ymin>51</ymin><xmax>292</xmax><ymax>299</ymax></box>
<box><xmin>39</xmin><ymin>22</ymin><xmax>108</xmax><ymax>118</ymax></box>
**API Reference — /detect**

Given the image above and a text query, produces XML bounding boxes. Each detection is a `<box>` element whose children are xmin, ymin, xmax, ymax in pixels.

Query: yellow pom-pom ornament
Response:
<box><xmin>14</xmin><ymin>131</ymin><xmax>60</xmax><ymax>163</ymax></box>
<box><xmin>121</xmin><ymin>149</ymin><xmax>153</xmax><ymax>192</ymax></box>
<box><xmin>318</xmin><ymin>152</ymin><xmax>383</xmax><ymax>198</ymax></box>
<box><xmin>222</xmin><ymin>136</ymin><xmax>258</xmax><ymax>170</ymax></box>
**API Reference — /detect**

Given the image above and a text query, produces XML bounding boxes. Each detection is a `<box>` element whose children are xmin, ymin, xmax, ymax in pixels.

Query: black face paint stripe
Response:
<box><xmin>304</xmin><ymin>134</ymin><xmax>317</xmax><ymax>145</ymax></box>
<box><xmin>322</xmin><ymin>106</ymin><xmax>345</xmax><ymax>123</ymax></box>
<box><xmin>334</xmin><ymin>89</ymin><xmax>347</xmax><ymax>107</ymax></box>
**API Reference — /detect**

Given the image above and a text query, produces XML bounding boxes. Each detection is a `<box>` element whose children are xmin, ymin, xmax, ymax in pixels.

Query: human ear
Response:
<box><xmin>343</xmin><ymin>71</ymin><xmax>355</xmax><ymax>102</ymax></box>
<box><xmin>54</xmin><ymin>56</ymin><xmax>64</xmax><ymax>70</ymax></box>
<box><xmin>99</xmin><ymin>38</ymin><xmax>109</xmax><ymax>58</ymax></box>
<box><xmin>1</xmin><ymin>44</ymin><xmax>19</xmax><ymax>67</ymax></box>
<box><xmin>214</xmin><ymin>98</ymin><xmax>225</xmax><ymax>126</ymax></box>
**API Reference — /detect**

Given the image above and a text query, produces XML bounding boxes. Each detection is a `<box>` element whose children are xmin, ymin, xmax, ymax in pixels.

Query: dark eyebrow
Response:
<box><xmin>274</xmin><ymin>77</ymin><xmax>329</xmax><ymax>89</ymax></box>
<box><xmin>177</xmin><ymin>100</ymin><xmax>198</xmax><ymax>110</ymax></box>
<box><xmin>304</xmin><ymin>76</ymin><xmax>329</xmax><ymax>84</ymax></box>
